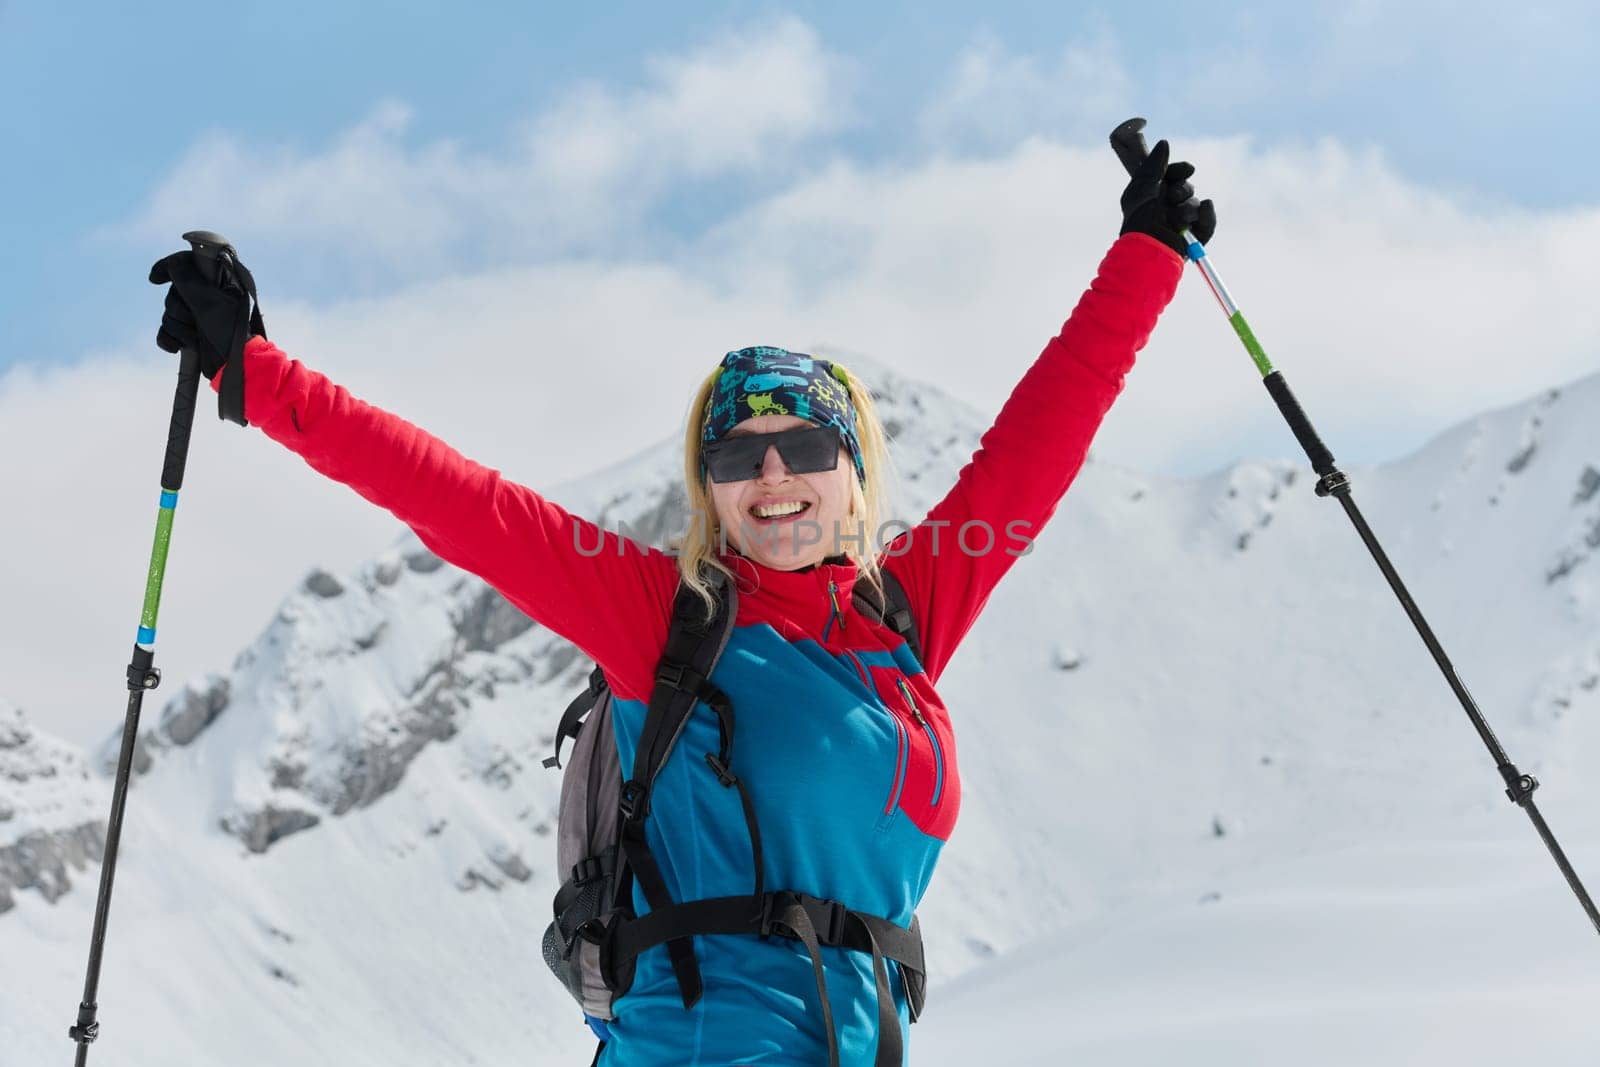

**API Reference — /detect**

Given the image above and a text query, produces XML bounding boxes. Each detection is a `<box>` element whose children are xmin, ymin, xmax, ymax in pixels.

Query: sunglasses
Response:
<box><xmin>701</xmin><ymin>425</ymin><xmax>843</xmax><ymax>484</ymax></box>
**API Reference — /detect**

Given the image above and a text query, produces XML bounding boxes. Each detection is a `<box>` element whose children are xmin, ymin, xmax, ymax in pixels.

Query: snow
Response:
<box><xmin>1</xmin><ymin>359</ymin><xmax>1597</xmax><ymax>1065</ymax></box>
<box><xmin>918</xmin><ymin>836</ymin><xmax>1600</xmax><ymax>1067</ymax></box>
<box><xmin>0</xmin><ymin>699</ymin><xmax>101</xmax><ymax>841</ymax></box>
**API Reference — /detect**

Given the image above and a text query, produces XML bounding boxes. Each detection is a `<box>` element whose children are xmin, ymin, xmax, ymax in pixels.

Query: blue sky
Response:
<box><xmin>3</xmin><ymin>1</ymin><xmax>1597</xmax><ymax>373</ymax></box>
<box><xmin>4</xmin><ymin>3</ymin><xmax>1599</xmax><ymax>745</ymax></box>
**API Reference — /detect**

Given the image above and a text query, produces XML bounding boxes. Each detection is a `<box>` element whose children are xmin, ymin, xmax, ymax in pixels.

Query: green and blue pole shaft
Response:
<box><xmin>68</xmin><ymin>232</ymin><xmax>240</xmax><ymax>1064</ymax></box>
<box><xmin>1109</xmin><ymin>118</ymin><xmax>1599</xmax><ymax>938</ymax></box>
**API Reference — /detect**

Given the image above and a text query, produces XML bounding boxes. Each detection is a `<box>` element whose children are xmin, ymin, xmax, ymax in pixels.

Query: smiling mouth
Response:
<box><xmin>747</xmin><ymin>501</ymin><xmax>813</xmax><ymax>523</ymax></box>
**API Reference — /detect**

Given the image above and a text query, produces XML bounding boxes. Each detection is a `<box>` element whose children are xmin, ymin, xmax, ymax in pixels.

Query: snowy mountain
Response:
<box><xmin>0</xmin><ymin>700</ymin><xmax>103</xmax><ymax>916</ymax></box>
<box><xmin>2</xmin><ymin>358</ymin><xmax>1597</xmax><ymax>1065</ymax></box>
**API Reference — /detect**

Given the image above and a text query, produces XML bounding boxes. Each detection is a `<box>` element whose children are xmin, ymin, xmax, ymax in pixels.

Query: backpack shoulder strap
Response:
<box><xmin>614</xmin><ymin>566</ymin><xmax>743</xmax><ymax>1009</ymax></box>
<box><xmin>627</xmin><ymin>568</ymin><xmax>740</xmax><ymax>800</ymax></box>
<box><xmin>853</xmin><ymin>568</ymin><xmax>921</xmax><ymax>668</ymax></box>
<box><xmin>542</xmin><ymin>571</ymin><xmax>739</xmax><ymax>776</ymax></box>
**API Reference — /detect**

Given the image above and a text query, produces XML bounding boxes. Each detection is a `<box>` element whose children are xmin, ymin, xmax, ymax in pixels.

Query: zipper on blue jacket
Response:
<box><xmin>843</xmin><ymin>648</ymin><xmax>871</xmax><ymax>688</ymax></box>
<box><xmin>880</xmin><ymin>716</ymin><xmax>909</xmax><ymax>820</ymax></box>
<box><xmin>898</xmin><ymin>677</ymin><xmax>944</xmax><ymax>807</ymax></box>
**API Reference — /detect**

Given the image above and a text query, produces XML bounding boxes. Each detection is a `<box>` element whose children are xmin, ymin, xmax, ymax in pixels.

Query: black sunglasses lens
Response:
<box><xmin>703</xmin><ymin>427</ymin><xmax>841</xmax><ymax>483</ymax></box>
<box><xmin>704</xmin><ymin>438</ymin><xmax>766</xmax><ymax>483</ymax></box>
<box><xmin>775</xmin><ymin>427</ymin><xmax>841</xmax><ymax>473</ymax></box>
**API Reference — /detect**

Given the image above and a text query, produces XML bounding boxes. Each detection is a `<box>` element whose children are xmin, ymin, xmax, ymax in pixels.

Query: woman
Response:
<box><xmin>150</xmin><ymin>141</ymin><xmax>1213</xmax><ymax>1066</ymax></box>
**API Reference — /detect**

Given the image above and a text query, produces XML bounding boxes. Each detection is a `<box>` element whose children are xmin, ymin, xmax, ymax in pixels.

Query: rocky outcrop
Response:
<box><xmin>213</xmin><ymin>555</ymin><xmax>547</xmax><ymax>853</ymax></box>
<box><xmin>96</xmin><ymin>673</ymin><xmax>232</xmax><ymax>777</ymax></box>
<box><xmin>219</xmin><ymin>804</ymin><xmax>322</xmax><ymax>855</ymax></box>
<box><xmin>0</xmin><ymin>824</ymin><xmax>105</xmax><ymax>913</ymax></box>
<box><xmin>0</xmin><ymin>701</ymin><xmax>104</xmax><ymax>913</ymax></box>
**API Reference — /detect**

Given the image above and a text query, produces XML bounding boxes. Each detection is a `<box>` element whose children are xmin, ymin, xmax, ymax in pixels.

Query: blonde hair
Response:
<box><xmin>676</xmin><ymin>360</ymin><xmax>894</xmax><ymax>619</ymax></box>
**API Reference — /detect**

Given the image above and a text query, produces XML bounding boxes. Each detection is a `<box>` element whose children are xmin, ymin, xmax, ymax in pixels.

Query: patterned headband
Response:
<box><xmin>701</xmin><ymin>346</ymin><xmax>865</xmax><ymax>484</ymax></box>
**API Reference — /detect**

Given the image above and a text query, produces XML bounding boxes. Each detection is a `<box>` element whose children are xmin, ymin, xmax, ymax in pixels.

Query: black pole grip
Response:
<box><xmin>1263</xmin><ymin>371</ymin><xmax>1337</xmax><ymax>476</ymax></box>
<box><xmin>179</xmin><ymin>230</ymin><xmax>251</xmax><ymax>428</ymax></box>
<box><xmin>183</xmin><ymin>230</ymin><xmax>235</xmax><ymax>280</ymax></box>
<box><xmin>154</xmin><ymin>232</ymin><xmax>229</xmax><ymax>491</ymax></box>
<box><xmin>1109</xmin><ymin>117</ymin><xmax>1150</xmax><ymax>178</ymax></box>
<box><xmin>159</xmin><ymin>349</ymin><xmax>202</xmax><ymax>491</ymax></box>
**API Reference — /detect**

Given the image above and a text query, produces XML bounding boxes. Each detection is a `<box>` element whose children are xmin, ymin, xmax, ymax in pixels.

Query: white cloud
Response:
<box><xmin>524</xmin><ymin>15</ymin><xmax>855</xmax><ymax>183</ymax></box>
<box><xmin>107</xmin><ymin>16</ymin><xmax>853</xmax><ymax>276</ymax></box>
<box><xmin>9</xmin><ymin>20</ymin><xmax>1600</xmax><ymax>753</ymax></box>
<box><xmin>917</xmin><ymin>26</ymin><xmax>1131</xmax><ymax>151</ymax></box>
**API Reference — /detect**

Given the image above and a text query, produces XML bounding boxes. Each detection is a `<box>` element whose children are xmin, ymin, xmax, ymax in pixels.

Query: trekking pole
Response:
<box><xmin>66</xmin><ymin>231</ymin><xmax>243</xmax><ymax>1063</ymax></box>
<box><xmin>1109</xmin><ymin>117</ymin><xmax>1600</xmax><ymax>938</ymax></box>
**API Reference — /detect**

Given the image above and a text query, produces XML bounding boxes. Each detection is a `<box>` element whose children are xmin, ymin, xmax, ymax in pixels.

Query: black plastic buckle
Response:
<box><xmin>704</xmin><ymin>752</ymin><xmax>739</xmax><ymax>787</ymax></box>
<box><xmin>575</xmin><ymin>916</ymin><xmax>609</xmax><ymax>948</ymax></box>
<box><xmin>758</xmin><ymin>892</ymin><xmax>849</xmax><ymax>946</ymax></box>
<box><xmin>815</xmin><ymin>896</ymin><xmax>849</xmax><ymax>945</ymax></box>
<box><xmin>758</xmin><ymin>891</ymin><xmax>798</xmax><ymax>938</ymax></box>
<box><xmin>656</xmin><ymin>663</ymin><xmax>696</xmax><ymax>692</ymax></box>
<box><xmin>618</xmin><ymin>779</ymin><xmax>649</xmax><ymax>821</ymax></box>
<box><xmin>571</xmin><ymin>854</ymin><xmax>608</xmax><ymax>885</ymax></box>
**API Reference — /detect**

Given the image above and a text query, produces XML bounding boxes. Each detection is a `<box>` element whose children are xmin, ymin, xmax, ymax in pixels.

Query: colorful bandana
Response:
<box><xmin>701</xmin><ymin>346</ymin><xmax>865</xmax><ymax>484</ymax></box>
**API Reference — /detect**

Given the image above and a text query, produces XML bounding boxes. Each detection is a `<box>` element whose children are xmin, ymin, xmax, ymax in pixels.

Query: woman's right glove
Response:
<box><xmin>1119</xmin><ymin>138</ymin><xmax>1216</xmax><ymax>258</ymax></box>
<box><xmin>149</xmin><ymin>248</ymin><xmax>265</xmax><ymax>425</ymax></box>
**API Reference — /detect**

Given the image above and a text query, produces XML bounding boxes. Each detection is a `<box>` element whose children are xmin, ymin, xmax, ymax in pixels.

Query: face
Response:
<box><xmin>706</xmin><ymin>413</ymin><xmax>856</xmax><ymax>571</ymax></box>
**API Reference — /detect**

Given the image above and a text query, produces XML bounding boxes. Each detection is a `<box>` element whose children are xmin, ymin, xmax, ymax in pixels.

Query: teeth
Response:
<box><xmin>752</xmin><ymin>501</ymin><xmax>808</xmax><ymax>518</ymax></box>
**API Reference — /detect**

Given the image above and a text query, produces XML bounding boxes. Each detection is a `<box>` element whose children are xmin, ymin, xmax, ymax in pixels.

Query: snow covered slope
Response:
<box><xmin>916</xmin><ymin>836</ymin><xmax>1600</xmax><ymax>1067</ymax></box>
<box><xmin>1</xmin><ymin>358</ymin><xmax>1596</xmax><ymax>1065</ymax></box>
<box><xmin>0</xmin><ymin>700</ymin><xmax>103</xmax><ymax>916</ymax></box>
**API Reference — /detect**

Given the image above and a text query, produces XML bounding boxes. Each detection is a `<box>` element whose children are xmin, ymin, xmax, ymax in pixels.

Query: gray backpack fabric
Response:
<box><xmin>541</xmin><ymin>667</ymin><xmax>625</xmax><ymax>1017</ymax></box>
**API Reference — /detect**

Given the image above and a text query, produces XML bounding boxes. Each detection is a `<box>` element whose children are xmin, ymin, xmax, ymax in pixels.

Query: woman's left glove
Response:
<box><xmin>1119</xmin><ymin>138</ymin><xmax>1216</xmax><ymax>258</ymax></box>
<box><xmin>149</xmin><ymin>249</ymin><xmax>265</xmax><ymax>425</ymax></box>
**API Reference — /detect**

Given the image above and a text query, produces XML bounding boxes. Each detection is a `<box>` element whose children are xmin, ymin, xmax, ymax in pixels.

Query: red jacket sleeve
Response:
<box><xmin>883</xmin><ymin>233</ymin><xmax>1183</xmax><ymax>683</ymax></box>
<box><xmin>217</xmin><ymin>337</ymin><xmax>678</xmax><ymax>701</ymax></box>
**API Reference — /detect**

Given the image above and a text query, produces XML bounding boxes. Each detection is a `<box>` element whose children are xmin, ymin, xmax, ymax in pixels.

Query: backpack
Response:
<box><xmin>539</xmin><ymin>564</ymin><xmax>927</xmax><ymax>1067</ymax></box>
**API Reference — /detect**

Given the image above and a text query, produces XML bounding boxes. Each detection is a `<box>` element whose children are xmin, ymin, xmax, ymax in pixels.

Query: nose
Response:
<box><xmin>756</xmin><ymin>444</ymin><xmax>791</xmax><ymax>483</ymax></box>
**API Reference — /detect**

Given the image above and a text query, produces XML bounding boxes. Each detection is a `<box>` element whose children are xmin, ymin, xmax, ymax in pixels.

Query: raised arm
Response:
<box><xmin>216</xmin><ymin>336</ymin><xmax>678</xmax><ymax>700</ymax></box>
<box><xmin>883</xmin><ymin>233</ymin><xmax>1182</xmax><ymax>681</ymax></box>
<box><xmin>883</xmin><ymin>141</ymin><xmax>1213</xmax><ymax>681</ymax></box>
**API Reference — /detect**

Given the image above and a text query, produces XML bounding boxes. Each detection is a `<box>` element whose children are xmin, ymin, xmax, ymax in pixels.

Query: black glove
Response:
<box><xmin>149</xmin><ymin>248</ymin><xmax>265</xmax><ymax>425</ymax></box>
<box><xmin>1119</xmin><ymin>138</ymin><xmax>1216</xmax><ymax>258</ymax></box>
<box><xmin>149</xmin><ymin>251</ymin><xmax>261</xmax><ymax>377</ymax></box>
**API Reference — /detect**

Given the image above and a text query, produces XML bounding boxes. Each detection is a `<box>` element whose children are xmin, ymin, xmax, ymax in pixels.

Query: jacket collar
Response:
<box><xmin>720</xmin><ymin>551</ymin><xmax>859</xmax><ymax>632</ymax></box>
